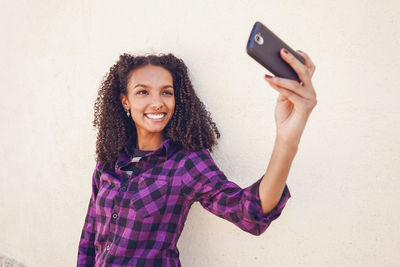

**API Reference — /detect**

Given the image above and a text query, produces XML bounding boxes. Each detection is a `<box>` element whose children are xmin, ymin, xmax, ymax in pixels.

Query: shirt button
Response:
<box><xmin>121</xmin><ymin>185</ymin><xmax>127</xmax><ymax>192</ymax></box>
<box><xmin>112</xmin><ymin>213</ymin><xmax>118</xmax><ymax>220</ymax></box>
<box><xmin>106</xmin><ymin>245</ymin><xmax>110</xmax><ymax>251</ymax></box>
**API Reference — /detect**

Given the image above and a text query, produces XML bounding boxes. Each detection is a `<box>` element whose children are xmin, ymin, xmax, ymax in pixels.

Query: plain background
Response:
<box><xmin>1</xmin><ymin>0</ymin><xmax>399</xmax><ymax>266</ymax></box>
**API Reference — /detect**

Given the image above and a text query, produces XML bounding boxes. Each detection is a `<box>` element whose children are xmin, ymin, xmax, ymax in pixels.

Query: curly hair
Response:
<box><xmin>93</xmin><ymin>53</ymin><xmax>221</xmax><ymax>170</ymax></box>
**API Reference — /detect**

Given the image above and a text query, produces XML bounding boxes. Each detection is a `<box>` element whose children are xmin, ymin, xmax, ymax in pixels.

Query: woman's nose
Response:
<box><xmin>151</xmin><ymin>95</ymin><xmax>163</xmax><ymax>110</ymax></box>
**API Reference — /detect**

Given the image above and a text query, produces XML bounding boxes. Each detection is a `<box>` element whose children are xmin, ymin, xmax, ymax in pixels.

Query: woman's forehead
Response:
<box><xmin>128</xmin><ymin>65</ymin><xmax>173</xmax><ymax>87</ymax></box>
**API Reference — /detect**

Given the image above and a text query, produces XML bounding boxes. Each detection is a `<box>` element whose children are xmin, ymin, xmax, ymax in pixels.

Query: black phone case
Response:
<box><xmin>246</xmin><ymin>21</ymin><xmax>305</xmax><ymax>82</ymax></box>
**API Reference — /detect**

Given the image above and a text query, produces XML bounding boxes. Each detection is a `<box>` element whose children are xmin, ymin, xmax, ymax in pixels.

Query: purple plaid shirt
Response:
<box><xmin>77</xmin><ymin>138</ymin><xmax>291</xmax><ymax>266</ymax></box>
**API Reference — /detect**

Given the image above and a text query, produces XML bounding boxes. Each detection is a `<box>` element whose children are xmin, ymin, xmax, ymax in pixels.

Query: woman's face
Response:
<box><xmin>120</xmin><ymin>64</ymin><xmax>175</xmax><ymax>142</ymax></box>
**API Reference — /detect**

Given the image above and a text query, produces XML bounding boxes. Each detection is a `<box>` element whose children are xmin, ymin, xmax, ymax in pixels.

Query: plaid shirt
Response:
<box><xmin>77</xmin><ymin>138</ymin><xmax>291</xmax><ymax>266</ymax></box>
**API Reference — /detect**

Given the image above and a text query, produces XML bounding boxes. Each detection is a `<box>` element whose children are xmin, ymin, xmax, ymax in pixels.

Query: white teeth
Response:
<box><xmin>145</xmin><ymin>113</ymin><xmax>165</xmax><ymax>119</ymax></box>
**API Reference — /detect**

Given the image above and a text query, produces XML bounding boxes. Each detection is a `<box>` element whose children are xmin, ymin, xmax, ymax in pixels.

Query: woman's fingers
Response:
<box><xmin>296</xmin><ymin>50</ymin><xmax>316</xmax><ymax>77</ymax></box>
<box><xmin>264</xmin><ymin>75</ymin><xmax>314</xmax><ymax>100</ymax></box>
<box><xmin>266</xmin><ymin>78</ymin><xmax>304</xmax><ymax>107</ymax></box>
<box><xmin>265</xmin><ymin>49</ymin><xmax>317</xmax><ymax>112</ymax></box>
<box><xmin>280</xmin><ymin>48</ymin><xmax>311</xmax><ymax>85</ymax></box>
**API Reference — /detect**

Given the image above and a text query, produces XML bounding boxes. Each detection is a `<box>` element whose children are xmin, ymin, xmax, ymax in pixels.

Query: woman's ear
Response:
<box><xmin>120</xmin><ymin>93</ymin><xmax>129</xmax><ymax>110</ymax></box>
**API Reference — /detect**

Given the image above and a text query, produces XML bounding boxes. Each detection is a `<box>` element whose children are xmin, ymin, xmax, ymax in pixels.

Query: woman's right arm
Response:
<box><xmin>180</xmin><ymin>149</ymin><xmax>291</xmax><ymax>236</ymax></box>
<box><xmin>77</xmin><ymin>162</ymin><xmax>102</xmax><ymax>266</ymax></box>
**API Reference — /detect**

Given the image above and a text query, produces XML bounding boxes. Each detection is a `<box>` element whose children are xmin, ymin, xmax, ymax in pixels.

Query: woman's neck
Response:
<box><xmin>136</xmin><ymin>134</ymin><xmax>165</xmax><ymax>151</ymax></box>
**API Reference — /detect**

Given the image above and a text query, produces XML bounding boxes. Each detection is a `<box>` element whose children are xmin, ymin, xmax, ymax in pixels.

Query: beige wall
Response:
<box><xmin>1</xmin><ymin>0</ymin><xmax>399</xmax><ymax>266</ymax></box>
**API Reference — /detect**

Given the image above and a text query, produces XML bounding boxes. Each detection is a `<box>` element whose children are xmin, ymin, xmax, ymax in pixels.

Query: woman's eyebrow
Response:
<box><xmin>133</xmin><ymin>84</ymin><xmax>173</xmax><ymax>89</ymax></box>
<box><xmin>133</xmin><ymin>83</ymin><xmax>149</xmax><ymax>89</ymax></box>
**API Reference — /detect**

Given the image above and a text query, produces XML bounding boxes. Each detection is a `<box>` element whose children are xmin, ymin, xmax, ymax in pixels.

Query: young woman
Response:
<box><xmin>77</xmin><ymin>49</ymin><xmax>317</xmax><ymax>266</ymax></box>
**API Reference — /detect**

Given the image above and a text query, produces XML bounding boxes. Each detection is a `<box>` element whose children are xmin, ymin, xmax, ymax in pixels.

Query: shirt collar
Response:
<box><xmin>116</xmin><ymin>137</ymin><xmax>178</xmax><ymax>171</ymax></box>
<box><xmin>123</xmin><ymin>138</ymin><xmax>175</xmax><ymax>157</ymax></box>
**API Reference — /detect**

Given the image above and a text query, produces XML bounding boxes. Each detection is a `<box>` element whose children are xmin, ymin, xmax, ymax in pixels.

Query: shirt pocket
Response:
<box><xmin>131</xmin><ymin>177</ymin><xmax>169</xmax><ymax>218</ymax></box>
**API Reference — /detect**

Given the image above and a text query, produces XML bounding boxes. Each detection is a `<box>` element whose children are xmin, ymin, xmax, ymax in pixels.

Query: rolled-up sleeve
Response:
<box><xmin>181</xmin><ymin>149</ymin><xmax>291</xmax><ymax>236</ymax></box>
<box><xmin>77</xmin><ymin>162</ymin><xmax>102</xmax><ymax>266</ymax></box>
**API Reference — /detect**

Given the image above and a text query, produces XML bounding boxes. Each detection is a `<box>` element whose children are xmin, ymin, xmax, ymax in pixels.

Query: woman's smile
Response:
<box><xmin>144</xmin><ymin>112</ymin><xmax>167</xmax><ymax>121</ymax></box>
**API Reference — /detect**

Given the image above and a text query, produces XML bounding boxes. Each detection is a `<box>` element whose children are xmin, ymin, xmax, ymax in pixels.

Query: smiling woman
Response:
<box><xmin>76</xmin><ymin>52</ymin><xmax>308</xmax><ymax>266</ymax></box>
<box><xmin>90</xmin><ymin>53</ymin><xmax>221</xmax><ymax>172</ymax></box>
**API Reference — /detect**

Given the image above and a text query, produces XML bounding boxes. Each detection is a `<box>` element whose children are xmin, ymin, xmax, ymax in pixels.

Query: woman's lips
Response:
<box><xmin>144</xmin><ymin>113</ymin><xmax>166</xmax><ymax>121</ymax></box>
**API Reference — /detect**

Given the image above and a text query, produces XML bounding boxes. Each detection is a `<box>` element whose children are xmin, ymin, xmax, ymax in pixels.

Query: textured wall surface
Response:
<box><xmin>1</xmin><ymin>0</ymin><xmax>399</xmax><ymax>266</ymax></box>
<box><xmin>0</xmin><ymin>253</ymin><xmax>25</xmax><ymax>267</ymax></box>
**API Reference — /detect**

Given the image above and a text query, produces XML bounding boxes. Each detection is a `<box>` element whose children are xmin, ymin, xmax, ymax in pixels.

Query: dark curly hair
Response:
<box><xmin>93</xmin><ymin>53</ymin><xmax>221</xmax><ymax>170</ymax></box>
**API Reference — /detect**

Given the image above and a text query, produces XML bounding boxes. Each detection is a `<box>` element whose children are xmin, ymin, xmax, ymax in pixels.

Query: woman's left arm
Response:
<box><xmin>260</xmin><ymin>49</ymin><xmax>317</xmax><ymax>214</ymax></box>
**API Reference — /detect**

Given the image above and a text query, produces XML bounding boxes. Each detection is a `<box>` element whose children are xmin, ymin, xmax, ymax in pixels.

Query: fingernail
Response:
<box><xmin>282</xmin><ymin>48</ymin><xmax>288</xmax><ymax>54</ymax></box>
<box><xmin>265</xmin><ymin>74</ymin><xmax>273</xmax><ymax>79</ymax></box>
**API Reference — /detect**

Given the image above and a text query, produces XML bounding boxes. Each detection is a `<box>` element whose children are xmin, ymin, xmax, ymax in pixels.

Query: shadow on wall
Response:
<box><xmin>0</xmin><ymin>253</ymin><xmax>26</xmax><ymax>267</ymax></box>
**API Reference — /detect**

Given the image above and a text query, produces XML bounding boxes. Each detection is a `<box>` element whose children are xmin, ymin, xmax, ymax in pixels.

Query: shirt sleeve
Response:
<box><xmin>181</xmin><ymin>149</ymin><xmax>291</xmax><ymax>236</ymax></box>
<box><xmin>77</xmin><ymin>162</ymin><xmax>102</xmax><ymax>266</ymax></box>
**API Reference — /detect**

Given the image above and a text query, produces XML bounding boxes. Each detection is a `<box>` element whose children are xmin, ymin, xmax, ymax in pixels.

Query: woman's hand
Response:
<box><xmin>264</xmin><ymin>49</ymin><xmax>317</xmax><ymax>149</ymax></box>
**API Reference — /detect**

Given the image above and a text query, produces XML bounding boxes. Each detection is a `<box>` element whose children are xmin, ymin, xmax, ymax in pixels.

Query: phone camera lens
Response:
<box><xmin>255</xmin><ymin>33</ymin><xmax>264</xmax><ymax>45</ymax></box>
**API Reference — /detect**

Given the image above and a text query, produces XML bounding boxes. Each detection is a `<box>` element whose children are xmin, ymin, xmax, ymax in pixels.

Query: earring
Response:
<box><xmin>125</xmin><ymin>109</ymin><xmax>130</xmax><ymax>117</ymax></box>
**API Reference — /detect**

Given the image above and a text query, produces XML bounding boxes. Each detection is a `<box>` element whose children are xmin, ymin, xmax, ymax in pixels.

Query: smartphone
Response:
<box><xmin>246</xmin><ymin>21</ymin><xmax>305</xmax><ymax>82</ymax></box>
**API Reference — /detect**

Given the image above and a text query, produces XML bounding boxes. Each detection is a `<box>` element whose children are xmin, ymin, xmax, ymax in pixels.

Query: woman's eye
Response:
<box><xmin>137</xmin><ymin>90</ymin><xmax>148</xmax><ymax>95</ymax></box>
<box><xmin>163</xmin><ymin>91</ymin><xmax>173</xmax><ymax>95</ymax></box>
